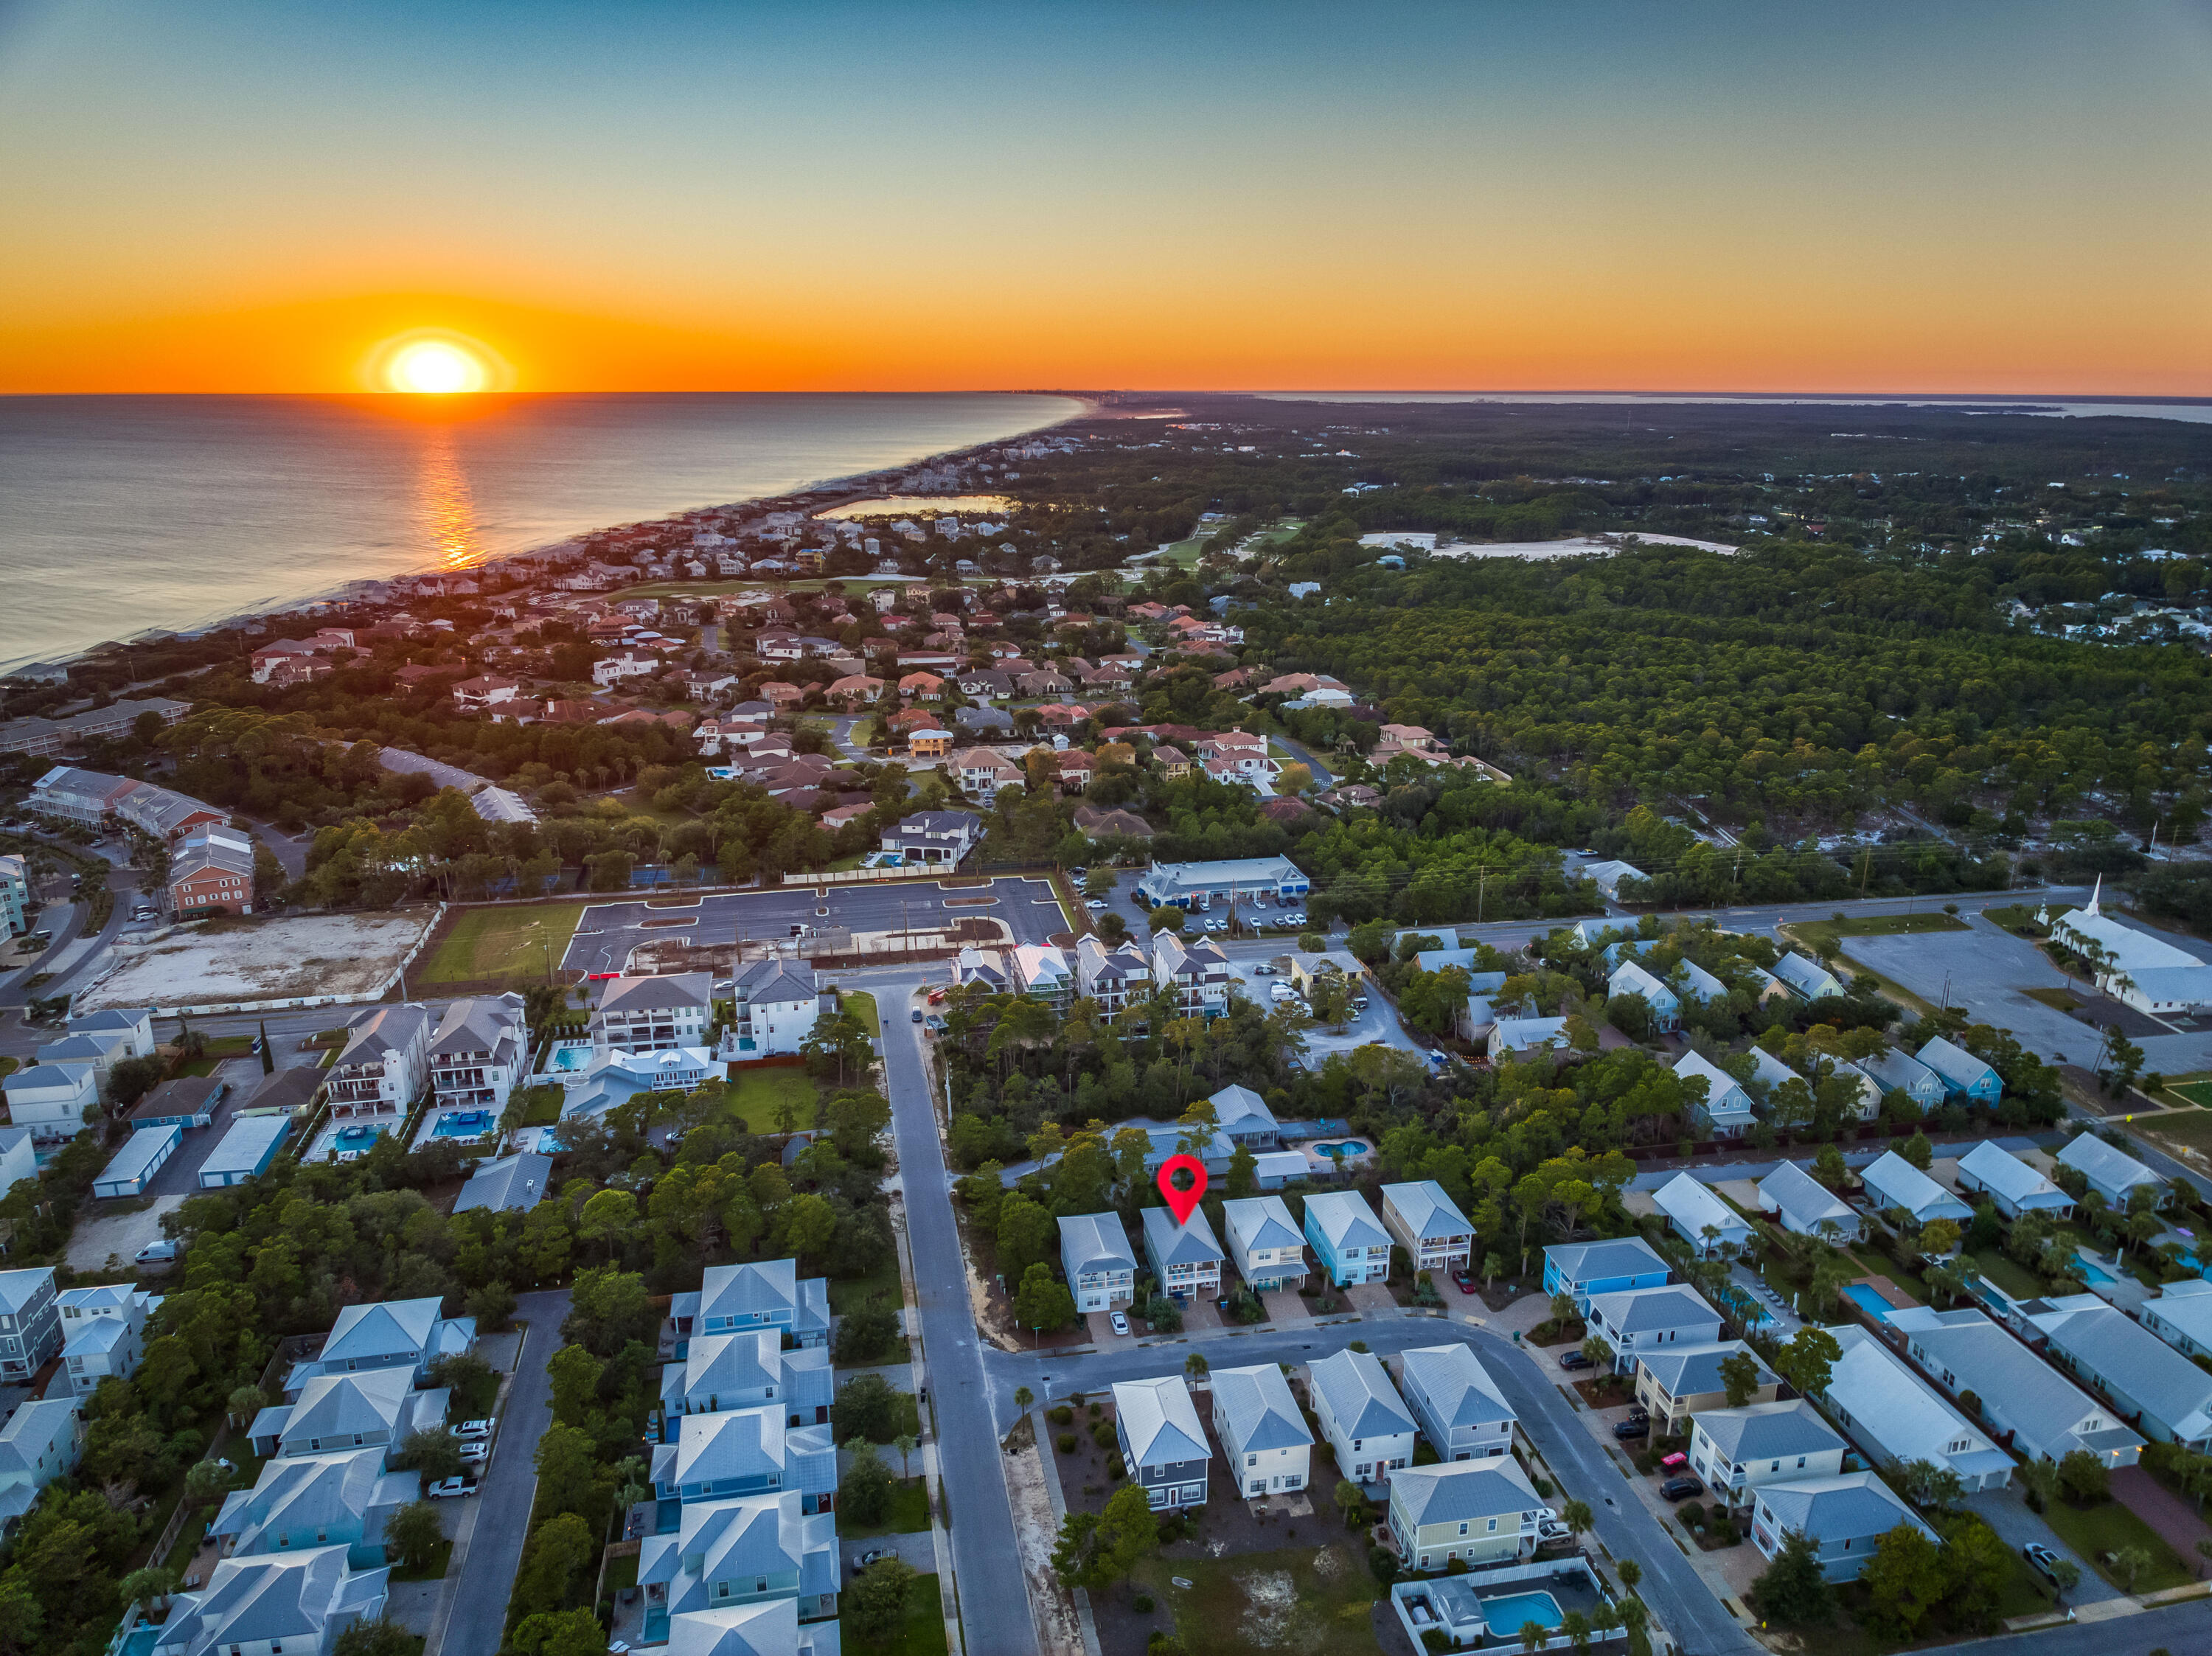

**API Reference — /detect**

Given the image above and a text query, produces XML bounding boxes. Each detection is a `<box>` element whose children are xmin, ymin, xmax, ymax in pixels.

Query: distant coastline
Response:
<box><xmin>0</xmin><ymin>391</ymin><xmax>1087</xmax><ymax>674</ymax></box>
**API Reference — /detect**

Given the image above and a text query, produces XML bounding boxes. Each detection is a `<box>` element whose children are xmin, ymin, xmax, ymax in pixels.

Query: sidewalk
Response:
<box><xmin>886</xmin><ymin>1193</ymin><xmax>964</xmax><ymax>1656</ymax></box>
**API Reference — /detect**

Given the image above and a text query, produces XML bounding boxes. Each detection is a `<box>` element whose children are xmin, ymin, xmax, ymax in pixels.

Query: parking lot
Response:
<box><xmin>560</xmin><ymin>877</ymin><xmax>1071</xmax><ymax>975</ymax></box>
<box><xmin>1085</xmin><ymin>868</ymin><xmax>1319</xmax><ymax>948</ymax></box>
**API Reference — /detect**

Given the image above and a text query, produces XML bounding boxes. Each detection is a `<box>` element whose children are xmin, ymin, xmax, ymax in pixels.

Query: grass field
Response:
<box><xmin>2039</xmin><ymin>1495</ymin><xmax>2192</xmax><ymax>1593</ymax></box>
<box><xmin>1968</xmin><ymin>1248</ymin><xmax>2046</xmax><ymax>1301</ymax></box>
<box><xmin>2023</xmin><ymin>986</ymin><xmax>2087</xmax><ymax>1013</ymax></box>
<box><xmin>842</xmin><ymin>1475</ymin><xmax>931</xmax><ymax>1538</ymax></box>
<box><xmin>420</xmin><ymin>903</ymin><xmax>587</xmax><ymax>984</ymax></box>
<box><xmin>844</xmin><ymin>991</ymin><xmax>881</xmax><ymax>1037</ymax></box>
<box><xmin>2135</xmin><ymin>1108</ymin><xmax>2212</xmax><ymax>1152</ymax></box>
<box><xmin>829</xmin><ymin>1255</ymin><xmax>902</xmax><ymax>1317</ymax></box>
<box><xmin>880</xmin><ymin>1570</ymin><xmax>949</xmax><ymax>1656</ymax></box>
<box><xmin>1137</xmin><ymin>1542</ymin><xmax>1382</xmax><ymax>1656</ymax></box>
<box><xmin>728</xmin><ymin>1066</ymin><xmax>818</xmax><ymax>1133</ymax></box>
<box><xmin>2163</xmin><ymin>1079</ymin><xmax>2212</xmax><ymax>1108</ymax></box>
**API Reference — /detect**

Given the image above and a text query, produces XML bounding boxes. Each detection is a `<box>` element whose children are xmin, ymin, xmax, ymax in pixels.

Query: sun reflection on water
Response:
<box><xmin>415</xmin><ymin>425</ymin><xmax>484</xmax><ymax>567</ymax></box>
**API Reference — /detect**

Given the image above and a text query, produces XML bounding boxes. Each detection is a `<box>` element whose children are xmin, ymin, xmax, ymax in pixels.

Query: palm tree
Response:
<box><xmin>1014</xmin><ymin>1385</ymin><xmax>1034</xmax><ymax>1413</ymax></box>
<box><xmin>1517</xmin><ymin>1621</ymin><xmax>1547</xmax><ymax>1656</ymax></box>
<box><xmin>894</xmin><ymin>1433</ymin><xmax>918</xmax><ymax>1479</ymax></box>
<box><xmin>1184</xmin><ymin>1353</ymin><xmax>1208</xmax><ymax>1380</ymax></box>
<box><xmin>1561</xmin><ymin>1499</ymin><xmax>1593</xmax><ymax>1547</ymax></box>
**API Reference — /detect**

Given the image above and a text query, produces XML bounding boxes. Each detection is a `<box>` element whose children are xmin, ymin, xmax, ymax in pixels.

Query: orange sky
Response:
<box><xmin>2</xmin><ymin>2</ymin><xmax>2208</xmax><ymax>395</ymax></box>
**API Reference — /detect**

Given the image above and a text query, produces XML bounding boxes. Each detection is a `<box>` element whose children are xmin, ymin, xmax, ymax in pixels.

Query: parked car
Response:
<box><xmin>1659</xmin><ymin>1451</ymin><xmax>1688</xmax><ymax>1469</ymax></box>
<box><xmin>458</xmin><ymin>1418</ymin><xmax>495</xmax><ymax>1439</ymax></box>
<box><xmin>2022</xmin><ymin>1543</ymin><xmax>2065</xmax><ymax>1586</ymax></box>
<box><xmin>427</xmin><ymin>1477</ymin><xmax>479</xmax><ymax>1499</ymax></box>
<box><xmin>1450</xmin><ymin>1268</ymin><xmax>1478</xmax><ymax>1293</ymax></box>
<box><xmin>134</xmin><ymin>1239</ymin><xmax>180</xmax><ymax>1265</ymax></box>
<box><xmin>458</xmin><ymin>1440</ymin><xmax>489</xmax><ymax>1464</ymax></box>
<box><xmin>1108</xmin><ymin>1311</ymin><xmax>1130</xmax><ymax>1337</ymax></box>
<box><xmin>1659</xmin><ymin>1475</ymin><xmax>1705</xmax><ymax>1501</ymax></box>
<box><xmin>911</xmin><ymin>1009</ymin><xmax>924</xmax><ymax>1023</ymax></box>
<box><xmin>1085</xmin><ymin>899</ymin><xmax>1109</xmax><ymax>911</ymax></box>
<box><xmin>1557</xmin><ymin>1350</ymin><xmax>1591</xmax><ymax>1371</ymax></box>
<box><xmin>852</xmin><ymin>1549</ymin><xmax>894</xmax><ymax>1570</ymax></box>
<box><xmin>1252</xmin><ymin>964</ymin><xmax>1276</xmax><ymax>975</ymax></box>
<box><xmin>1611</xmin><ymin>1418</ymin><xmax>1649</xmax><ymax>1439</ymax></box>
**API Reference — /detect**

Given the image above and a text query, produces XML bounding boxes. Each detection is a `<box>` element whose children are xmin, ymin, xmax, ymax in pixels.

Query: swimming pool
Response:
<box><xmin>434</xmin><ymin>1110</ymin><xmax>493</xmax><ymax>1138</ymax></box>
<box><xmin>1312</xmin><ymin>1140</ymin><xmax>1367</xmax><ymax>1158</ymax></box>
<box><xmin>2074</xmin><ymin>1250</ymin><xmax>2119</xmax><ymax>1287</ymax></box>
<box><xmin>335</xmin><ymin>1124</ymin><xmax>378</xmax><ymax>1144</ymax></box>
<box><xmin>1480</xmin><ymin>1590</ymin><xmax>1564</xmax><ymax>1635</ymax></box>
<box><xmin>549</xmin><ymin>1046</ymin><xmax>591</xmax><ymax>1072</ymax></box>
<box><xmin>1840</xmin><ymin>1284</ymin><xmax>1893</xmax><ymax>1321</ymax></box>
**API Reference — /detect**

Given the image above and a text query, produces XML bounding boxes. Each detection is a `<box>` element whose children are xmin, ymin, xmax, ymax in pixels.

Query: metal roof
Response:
<box><xmin>1113</xmin><ymin>1376</ymin><xmax>1209</xmax><ymax>1467</ymax></box>
<box><xmin>1693</xmin><ymin>1400</ymin><xmax>1844</xmax><ymax>1465</ymax></box>
<box><xmin>1310</xmin><ymin>1349</ymin><xmax>1416</xmax><ymax>1439</ymax></box>
<box><xmin>1211</xmin><ymin>1363</ymin><xmax>1312</xmax><ymax>1455</ymax></box>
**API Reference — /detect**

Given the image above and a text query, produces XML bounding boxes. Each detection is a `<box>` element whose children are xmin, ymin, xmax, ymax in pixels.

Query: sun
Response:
<box><xmin>387</xmin><ymin>338</ymin><xmax>487</xmax><ymax>394</ymax></box>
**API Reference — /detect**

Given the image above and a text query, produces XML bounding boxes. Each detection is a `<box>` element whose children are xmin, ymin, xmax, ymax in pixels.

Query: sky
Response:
<box><xmin>2</xmin><ymin>0</ymin><xmax>2209</xmax><ymax>395</ymax></box>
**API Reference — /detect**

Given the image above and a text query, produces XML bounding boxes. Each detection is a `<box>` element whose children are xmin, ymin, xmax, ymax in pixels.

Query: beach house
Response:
<box><xmin>1397</xmin><ymin>1343</ymin><xmax>1517</xmax><ymax>1461</ymax></box>
<box><xmin>1304</xmin><ymin>1190</ymin><xmax>1393</xmax><ymax>1286</ymax></box>
<box><xmin>1670</xmin><ymin>1052</ymin><xmax>1755</xmax><ymax>1139</ymax></box>
<box><xmin>1756</xmin><ymin>1161</ymin><xmax>1862</xmax><ymax>1242</ymax></box>
<box><xmin>1585</xmin><ymin>1284</ymin><xmax>1724</xmax><ymax>1376</ymax></box>
<box><xmin>1688</xmin><ymin>1402</ymin><xmax>1847</xmax><ymax>1506</ymax></box>
<box><xmin>1380</xmin><ymin>1180</ymin><xmax>1476</xmax><ymax>1274</ymax></box>
<box><xmin>1652</xmin><ymin>1172</ymin><xmax>1753</xmax><ymax>1256</ymax></box>
<box><xmin>1818</xmin><ymin>1327</ymin><xmax>2013</xmax><ymax>1491</ymax></box>
<box><xmin>1210</xmin><ymin>1363</ymin><xmax>1312</xmax><ymax>1497</ymax></box>
<box><xmin>2056</xmin><ymin>1134</ymin><xmax>2164</xmax><ymax>1210</ymax></box>
<box><xmin>1542</xmin><ymin>1237</ymin><xmax>1669</xmax><ymax>1312</ymax></box>
<box><xmin>1750</xmin><ymin>1474</ymin><xmax>1935</xmax><ymax>1583</ymax></box>
<box><xmin>1059</xmin><ymin>1212</ymin><xmax>1136</xmax><ymax>1313</ymax></box>
<box><xmin>1954</xmin><ymin>1142</ymin><xmax>2073</xmax><ymax>1220</ymax></box>
<box><xmin>1857</xmin><ymin>1150</ymin><xmax>1972</xmax><ymax>1228</ymax></box>
<box><xmin>1310</xmin><ymin>1349</ymin><xmax>1417</xmax><ymax>1487</ymax></box>
<box><xmin>1385</xmin><ymin>1457</ymin><xmax>1545</xmax><ymax>1571</ymax></box>
<box><xmin>1113</xmin><ymin>1376</ymin><xmax>1212</xmax><ymax>1511</ymax></box>
<box><xmin>1141</xmin><ymin>1206</ymin><xmax>1225</xmax><ymax>1304</ymax></box>
<box><xmin>1222</xmin><ymin>1196</ymin><xmax>1309</xmax><ymax>1293</ymax></box>
<box><xmin>1916</xmin><ymin>1036</ymin><xmax>2002</xmax><ymax>1104</ymax></box>
<box><xmin>1888</xmin><ymin>1306</ymin><xmax>2143</xmax><ymax>1469</ymax></box>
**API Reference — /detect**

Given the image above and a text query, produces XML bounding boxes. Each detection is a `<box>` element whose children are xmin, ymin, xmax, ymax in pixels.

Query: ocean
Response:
<box><xmin>0</xmin><ymin>392</ymin><xmax>1083</xmax><ymax>672</ymax></box>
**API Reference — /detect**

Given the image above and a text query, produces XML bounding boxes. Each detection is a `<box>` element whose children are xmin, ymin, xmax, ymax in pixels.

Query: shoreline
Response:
<box><xmin>12</xmin><ymin>393</ymin><xmax>1094</xmax><ymax>677</ymax></box>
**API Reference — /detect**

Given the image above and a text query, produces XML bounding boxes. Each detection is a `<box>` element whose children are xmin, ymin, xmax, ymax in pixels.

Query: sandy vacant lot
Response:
<box><xmin>76</xmin><ymin>911</ymin><xmax>435</xmax><ymax>1012</ymax></box>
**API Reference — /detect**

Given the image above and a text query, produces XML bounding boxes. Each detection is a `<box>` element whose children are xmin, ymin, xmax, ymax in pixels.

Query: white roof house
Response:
<box><xmin>1771</xmin><ymin>951</ymin><xmax>1846</xmax><ymax>1001</ymax></box>
<box><xmin>1652</xmin><ymin>1172</ymin><xmax>1753</xmax><ymax>1257</ymax></box>
<box><xmin>1581</xmin><ymin>859</ymin><xmax>1646</xmax><ymax>900</ymax></box>
<box><xmin>1857</xmin><ymin>1150</ymin><xmax>1972</xmax><ymax>1228</ymax></box>
<box><xmin>1954</xmin><ymin>1142</ymin><xmax>2073</xmax><ymax>1220</ymax></box>
<box><xmin>2056</xmin><ymin>1133</ymin><xmax>2163</xmax><ymax>1209</ymax></box>
<box><xmin>2141</xmin><ymin>1279</ymin><xmax>2212</xmax><ymax>1363</ymax></box>
<box><xmin>1379</xmin><ymin>1180</ymin><xmax>1475</xmax><ymax>1270</ymax></box>
<box><xmin>2049</xmin><ymin>888</ymin><xmax>2212</xmax><ymax>1014</ymax></box>
<box><xmin>1670</xmin><ymin>1052</ymin><xmax>1754</xmax><ymax>1138</ymax></box>
<box><xmin>2031</xmin><ymin>1295</ymin><xmax>2212</xmax><ymax>1450</ymax></box>
<box><xmin>1819</xmin><ymin>1326</ymin><xmax>2013</xmax><ymax>1490</ymax></box>
<box><xmin>1888</xmin><ymin>1305</ymin><xmax>2143</xmax><ymax>1469</ymax></box>
<box><xmin>1607</xmin><ymin>961</ymin><xmax>1680</xmax><ymax>1030</ymax></box>
<box><xmin>1058</xmin><ymin>1212</ymin><xmax>1137</xmax><ymax>1313</ymax></box>
<box><xmin>1113</xmin><ymin>1376</ymin><xmax>1211</xmax><ymax>1509</ymax></box>
<box><xmin>1756</xmin><ymin>1161</ymin><xmax>1862</xmax><ymax>1242</ymax></box>
<box><xmin>1487</xmin><ymin>1016</ymin><xmax>1571</xmax><ymax>1060</ymax></box>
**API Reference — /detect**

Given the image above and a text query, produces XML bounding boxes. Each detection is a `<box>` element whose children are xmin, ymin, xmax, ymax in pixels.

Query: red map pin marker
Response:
<box><xmin>1157</xmin><ymin>1154</ymin><xmax>1207</xmax><ymax>1225</ymax></box>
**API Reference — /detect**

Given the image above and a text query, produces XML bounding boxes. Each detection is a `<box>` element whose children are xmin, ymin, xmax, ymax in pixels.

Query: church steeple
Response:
<box><xmin>2087</xmin><ymin>874</ymin><xmax>2102</xmax><ymax>918</ymax></box>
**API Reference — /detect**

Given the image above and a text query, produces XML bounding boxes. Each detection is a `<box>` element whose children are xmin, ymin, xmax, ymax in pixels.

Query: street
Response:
<box><xmin>428</xmin><ymin>1287</ymin><xmax>571</xmax><ymax>1656</ymax></box>
<box><xmin>872</xmin><ymin>967</ymin><xmax>1041</xmax><ymax>1656</ymax></box>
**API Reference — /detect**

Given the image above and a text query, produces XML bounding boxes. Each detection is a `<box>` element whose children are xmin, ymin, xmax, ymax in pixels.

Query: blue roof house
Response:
<box><xmin>1303</xmin><ymin>1191</ymin><xmax>1392</xmax><ymax>1287</ymax></box>
<box><xmin>1915</xmin><ymin>1037</ymin><xmax>2001</xmax><ymax>1104</ymax></box>
<box><xmin>1542</xmin><ymin>1237</ymin><xmax>1670</xmax><ymax>1312</ymax></box>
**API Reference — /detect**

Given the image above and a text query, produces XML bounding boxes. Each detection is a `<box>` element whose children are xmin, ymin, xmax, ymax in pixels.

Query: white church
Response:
<box><xmin>2047</xmin><ymin>879</ymin><xmax>2212</xmax><ymax>1015</ymax></box>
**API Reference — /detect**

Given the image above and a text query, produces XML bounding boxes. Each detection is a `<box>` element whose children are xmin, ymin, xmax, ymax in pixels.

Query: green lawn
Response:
<box><xmin>1136</xmin><ymin>1542</ymin><xmax>1382</xmax><ymax>1656</ymax></box>
<box><xmin>2141</xmin><ymin>1109</ymin><xmax>2212</xmax><ymax>1153</ymax></box>
<box><xmin>390</xmin><ymin>1536</ymin><xmax>453</xmax><ymax>1583</ymax></box>
<box><xmin>844</xmin><ymin>991</ymin><xmax>882</xmax><ymax>1037</ymax></box>
<box><xmin>728</xmin><ymin>1067</ymin><xmax>818</xmax><ymax>1133</ymax></box>
<box><xmin>842</xmin><ymin>1476</ymin><xmax>931</xmax><ymax>1538</ymax></box>
<box><xmin>880</xmin><ymin>1571</ymin><xmax>950</xmax><ymax>1656</ymax></box>
<box><xmin>2023</xmin><ymin>986</ymin><xmax>2088</xmax><ymax>1014</ymax></box>
<box><xmin>2038</xmin><ymin>1496</ymin><xmax>2193</xmax><ymax>1593</ymax></box>
<box><xmin>1968</xmin><ymin>1248</ymin><xmax>2045</xmax><ymax>1301</ymax></box>
<box><xmin>420</xmin><ymin>902</ymin><xmax>587</xmax><ymax>984</ymax></box>
<box><xmin>829</xmin><ymin>1255</ymin><xmax>903</xmax><ymax>1317</ymax></box>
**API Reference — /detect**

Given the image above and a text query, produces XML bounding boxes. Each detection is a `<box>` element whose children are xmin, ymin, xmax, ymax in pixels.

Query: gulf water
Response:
<box><xmin>0</xmin><ymin>392</ymin><xmax>1082</xmax><ymax>671</ymax></box>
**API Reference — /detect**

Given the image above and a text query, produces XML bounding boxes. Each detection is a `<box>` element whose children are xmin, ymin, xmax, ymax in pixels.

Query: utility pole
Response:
<box><xmin>1858</xmin><ymin>846</ymin><xmax>1873</xmax><ymax>899</ymax></box>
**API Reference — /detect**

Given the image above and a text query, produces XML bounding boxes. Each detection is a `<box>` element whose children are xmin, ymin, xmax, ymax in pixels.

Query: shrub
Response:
<box><xmin>1677</xmin><ymin>1500</ymin><xmax>1705</xmax><ymax>1529</ymax></box>
<box><xmin>1444</xmin><ymin>1556</ymin><xmax>1470</xmax><ymax>1574</ymax></box>
<box><xmin>1423</xmin><ymin>1632</ymin><xmax>1453</xmax><ymax>1655</ymax></box>
<box><xmin>1056</xmin><ymin>1433</ymin><xmax>1077</xmax><ymax>1454</ymax></box>
<box><xmin>1107</xmin><ymin>1461</ymin><xmax>1124</xmax><ymax>1481</ymax></box>
<box><xmin>1368</xmin><ymin>1545</ymin><xmax>1399</xmax><ymax>1584</ymax></box>
<box><xmin>1090</xmin><ymin>1418</ymin><xmax>1118</xmax><ymax>1449</ymax></box>
<box><xmin>1088</xmin><ymin>1402</ymin><xmax>1102</xmax><ymax>1417</ymax></box>
<box><xmin>1048</xmin><ymin>1406</ymin><xmax>1074</xmax><ymax>1427</ymax></box>
<box><xmin>1133</xmin><ymin>1594</ymin><xmax>1155</xmax><ymax>1613</ymax></box>
<box><xmin>1532</xmin><ymin>1477</ymin><xmax>1553</xmax><ymax>1499</ymax></box>
<box><xmin>1148</xmin><ymin>1636</ymin><xmax>1188</xmax><ymax>1656</ymax></box>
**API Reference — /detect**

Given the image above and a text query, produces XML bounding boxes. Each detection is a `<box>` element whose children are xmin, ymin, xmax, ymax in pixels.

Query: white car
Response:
<box><xmin>427</xmin><ymin>1477</ymin><xmax>478</xmax><ymax>1499</ymax></box>
<box><xmin>457</xmin><ymin>1417</ymin><xmax>495</xmax><ymax>1439</ymax></box>
<box><xmin>1085</xmin><ymin>899</ymin><xmax>1109</xmax><ymax>911</ymax></box>
<box><xmin>1251</xmin><ymin>964</ymin><xmax>1276</xmax><ymax>975</ymax></box>
<box><xmin>1108</xmin><ymin>1311</ymin><xmax>1130</xmax><ymax>1337</ymax></box>
<box><xmin>134</xmin><ymin>1239</ymin><xmax>180</xmax><ymax>1265</ymax></box>
<box><xmin>458</xmin><ymin>1440</ymin><xmax>489</xmax><ymax>1464</ymax></box>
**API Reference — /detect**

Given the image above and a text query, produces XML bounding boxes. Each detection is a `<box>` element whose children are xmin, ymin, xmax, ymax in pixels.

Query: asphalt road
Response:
<box><xmin>872</xmin><ymin>967</ymin><xmax>1039</xmax><ymax>1656</ymax></box>
<box><xmin>429</xmin><ymin>1287</ymin><xmax>571</xmax><ymax>1656</ymax></box>
<box><xmin>987</xmin><ymin>1316</ymin><xmax>1760</xmax><ymax>1656</ymax></box>
<box><xmin>560</xmin><ymin>877</ymin><xmax>1070</xmax><ymax>975</ymax></box>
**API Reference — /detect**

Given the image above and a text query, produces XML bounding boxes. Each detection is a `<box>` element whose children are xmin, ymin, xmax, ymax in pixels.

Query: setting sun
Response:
<box><xmin>386</xmin><ymin>338</ymin><xmax>486</xmax><ymax>394</ymax></box>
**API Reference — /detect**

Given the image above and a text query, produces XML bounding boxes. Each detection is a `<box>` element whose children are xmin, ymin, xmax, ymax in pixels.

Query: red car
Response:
<box><xmin>1450</xmin><ymin>1269</ymin><xmax>1478</xmax><ymax>1293</ymax></box>
<box><xmin>1660</xmin><ymin>1451</ymin><xmax>1688</xmax><ymax>1469</ymax></box>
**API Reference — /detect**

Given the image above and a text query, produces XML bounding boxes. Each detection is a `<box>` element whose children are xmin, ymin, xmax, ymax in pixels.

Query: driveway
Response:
<box><xmin>427</xmin><ymin>1288</ymin><xmax>571</xmax><ymax>1656</ymax></box>
<box><xmin>1961</xmin><ymin>1485</ymin><xmax>2119</xmax><ymax>1606</ymax></box>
